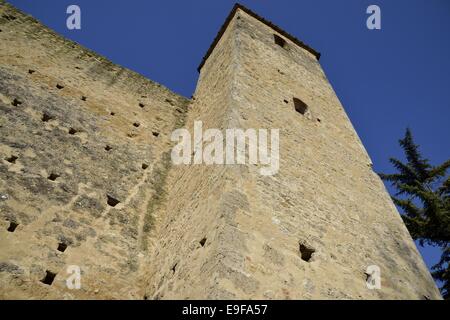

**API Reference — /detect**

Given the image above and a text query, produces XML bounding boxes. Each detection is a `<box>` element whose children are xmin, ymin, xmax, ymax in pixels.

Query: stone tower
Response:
<box><xmin>0</xmin><ymin>2</ymin><xmax>441</xmax><ymax>299</ymax></box>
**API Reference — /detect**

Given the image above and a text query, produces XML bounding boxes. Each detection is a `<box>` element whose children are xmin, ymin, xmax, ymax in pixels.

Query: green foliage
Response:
<box><xmin>379</xmin><ymin>128</ymin><xmax>450</xmax><ymax>299</ymax></box>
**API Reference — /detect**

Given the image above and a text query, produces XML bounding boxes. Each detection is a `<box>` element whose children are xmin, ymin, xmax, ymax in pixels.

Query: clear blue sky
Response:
<box><xmin>6</xmin><ymin>0</ymin><xmax>450</xmax><ymax>289</ymax></box>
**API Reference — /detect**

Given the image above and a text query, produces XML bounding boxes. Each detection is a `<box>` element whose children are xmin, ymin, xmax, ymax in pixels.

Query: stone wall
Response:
<box><xmin>0</xmin><ymin>1</ymin><xmax>189</xmax><ymax>299</ymax></box>
<box><xmin>214</xmin><ymin>9</ymin><xmax>440</xmax><ymax>299</ymax></box>
<box><xmin>142</xmin><ymin>7</ymin><xmax>441</xmax><ymax>299</ymax></box>
<box><xmin>0</xmin><ymin>1</ymin><xmax>441</xmax><ymax>299</ymax></box>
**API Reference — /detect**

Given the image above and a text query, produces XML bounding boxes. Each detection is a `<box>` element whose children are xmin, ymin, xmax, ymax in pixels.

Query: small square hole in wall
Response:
<box><xmin>142</xmin><ymin>164</ymin><xmax>149</xmax><ymax>170</ymax></box>
<box><xmin>293</xmin><ymin>97</ymin><xmax>308</xmax><ymax>115</ymax></box>
<box><xmin>7</xmin><ymin>221</ymin><xmax>18</xmax><ymax>232</ymax></box>
<box><xmin>11</xmin><ymin>98</ymin><xmax>22</xmax><ymax>106</ymax></box>
<box><xmin>139</xmin><ymin>103</ymin><xmax>145</xmax><ymax>108</ymax></box>
<box><xmin>57</xmin><ymin>242</ymin><xmax>68</xmax><ymax>252</ymax></box>
<box><xmin>199</xmin><ymin>237</ymin><xmax>207</xmax><ymax>247</ymax></box>
<box><xmin>105</xmin><ymin>145</ymin><xmax>112</xmax><ymax>151</ymax></box>
<box><xmin>81</xmin><ymin>96</ymin><xmax>87</xmax><ymax>101</ymax></box>
<box><xmin>152</xmin><ymin>131</ymin><xmax>159</xmax><ymax>137</ymax></box>
<box><xmin>28</xmin><ymin>69</ymin><xmax>35</xmax><ymax>74</ymax></box>
<box><xmin>56</xmin><ymin>84</ymin><xmax>64</xmax><ymax>90</ymax></box>
<box><xmin>274</xmin><ymin>34</ymin><xmax>287</xmax><ymax>48</ymax></box>
<box><xmin>6</xmin><ymin>155</ymin><xmax>18</xmax><ymax>164</ymax></box>
<box><xmin>107</xmin><ymin>195</ymin><xmax>120</xmax><ymax>207</ymax></box>
<box><xmin>42</xmin><ymin>113</ymin><xmax>53</xmax><ymax>122</ymax></box>
<box><xmin>110</xmin><ymin>112</ymin><xmax>115</xmax><ymax>116</ymax></box>
<box><xmin>299</xmin><ymin>243</ymin><xmax>315</xmax><ymax>262</ymax></box>
<box><xmin>41</xmin><ymin>270</ymin><xmax>57</xmax><ymax>285</ymax></box>
<box><xmin>47</xmin><ymin>173</ymin><xmax>60</xmax><ymax>181</ymax></box>
<box><xmin>68</xmin><ymin>128</ymin><xmax>77</xmax><ymax>135</ymax></box>
<box><xmin>133</xmin><ymin>122</ymin><xmax>140</xmax><ymax>128</ymax></box>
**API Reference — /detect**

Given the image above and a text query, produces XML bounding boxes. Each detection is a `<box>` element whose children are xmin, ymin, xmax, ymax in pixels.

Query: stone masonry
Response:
<box><xmin>0</xmin><ymin>2</ymin><xmax>442</xmax><ymax>299</ymax></box>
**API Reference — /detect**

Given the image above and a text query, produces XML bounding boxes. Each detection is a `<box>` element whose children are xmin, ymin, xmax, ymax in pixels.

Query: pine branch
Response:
<box><xmin>429</xmin><ymin>159</ymin><xmax>450</xmax><ymax>182</ymax></box>
<box><xmin>379</xmin><ymin>128</ymin><xmax>449</xmax><ymax>297</ymax></box>
<box><xmin>400</xmin><ymin>128</ymin><xmax>431</xmax><ymax>180</ymax></box>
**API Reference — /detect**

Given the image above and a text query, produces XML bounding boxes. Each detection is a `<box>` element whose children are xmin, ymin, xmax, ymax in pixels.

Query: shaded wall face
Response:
<box><xmin>0</xmin><ymin>3</ymin><xmax>188</xmax><ymax>299</ymax></box>
<box><xmin>221</xmin><ymin>9</ymin><xmax>440</xmax><ymax>299</ymax></box>
<box><xmin>143</xmin><ymin>16</ymin><xmax>243</xmax><ymax>300</ymax></box>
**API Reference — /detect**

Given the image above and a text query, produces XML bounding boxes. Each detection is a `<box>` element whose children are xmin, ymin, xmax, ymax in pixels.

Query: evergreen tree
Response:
<box><xmin>379</xmin><ymin>128</ymin><xmax>450</xmax><ymax>299</ymax></box>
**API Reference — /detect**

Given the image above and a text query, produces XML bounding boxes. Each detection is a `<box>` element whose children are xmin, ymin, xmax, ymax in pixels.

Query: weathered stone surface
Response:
<box><xmin>141</xmin><ymin>7</ymin><xmax>441</xmax><ymax>300</ymax></box>
<box><xmin>0</xmin><ymin>0</ymin><xmax>188</xmax><ymax>299</ymax></box>
<box><xmin>0</xmin><ymin>1</ymin><xmax>441</xmax><ymax>299</ymax></box>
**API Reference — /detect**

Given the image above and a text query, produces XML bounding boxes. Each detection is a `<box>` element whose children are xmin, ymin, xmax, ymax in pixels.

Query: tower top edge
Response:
<box><xmin>197</xmin><ymin>3</ymin><xmax>321</xmax><ymax>73</ymax></box>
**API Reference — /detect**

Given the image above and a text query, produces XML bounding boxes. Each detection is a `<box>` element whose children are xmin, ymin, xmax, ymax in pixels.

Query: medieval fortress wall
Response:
<box><xmin>0</xmin><ymin>1</ymin><xmax>189</xmax><ymax>299</ymax></box>
<box><xmin>0</xmin><ymin>1</ymin><xmax>441</xmax><ymax>299</ymax></box>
